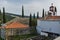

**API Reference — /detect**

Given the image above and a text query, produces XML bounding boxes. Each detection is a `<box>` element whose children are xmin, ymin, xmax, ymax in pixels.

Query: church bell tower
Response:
<box><xmin>48</xmin><ymin>3</ymin><xmax>57</xmax><ymax>16</ymax></box>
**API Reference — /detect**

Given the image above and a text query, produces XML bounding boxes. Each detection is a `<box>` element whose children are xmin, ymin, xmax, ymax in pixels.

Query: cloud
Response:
<box><xmin>0</xmin><ymin>0</ymin><xmax>20</xmax><ymax>14</ymax></box>
<box><xmin>20</xmin><ymin>0</ymin><xmax>60</xmax><ymax>16</ymax></box>
<box><xmin>0</xmin><ymin>0</ymin><xmax>60</xmax><ymax>16</ymax></box>
<box><xmin>20</xmin><ymin>0</ymin><xmax>49</xmax><ymax>16</ymax></box>
<box><xmin>0</xmin><ymin>0</ymin><xmax>7</xmax><ymax>7</ymax></box>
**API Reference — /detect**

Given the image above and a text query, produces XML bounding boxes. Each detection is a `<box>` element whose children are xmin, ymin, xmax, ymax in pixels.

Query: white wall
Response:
<box><xmin>1</xmin><ymin>28</ymin><xmax>6</xmax><ymax>39</ymax></box>
<box><xmin>36</xmin><ymin>20</ymin><xmax>60</xmax><ymax>35</ymax></box>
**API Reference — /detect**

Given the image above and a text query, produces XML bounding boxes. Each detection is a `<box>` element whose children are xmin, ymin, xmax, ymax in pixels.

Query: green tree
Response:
<box><xmin>33</xmin><ymin>13</ymin><xmax>35</xmax><ymax>19</ymax></box>
<box><xmin>31</xmin><ymin>19</ymin><xmax>37</xmax><ymax>26</ymax></box>
<box><xmin>29</xmin><ymin>13</ymin><xmax>37</xmax><ymax>34</ymax></box>
<box><xmin>42</xmin><ymin>9</ymin><xmax>45</xmax><ymax>18</ymax></box>
<box><xmin>22</xmin><ymin>5</ymin><xmax>24</xmax><ymax>17</ymax></box>
<box><xmin>30</xmin><ymin>13</ymin><xmax>37</xmax><ymax>26</ymax></box>
<box><xmin>0</xmin><ymin>10</ymin><xmax>1</xmax><ymax>14</ymax></box>
<box><xmin>29</xmin><ymin>13</ymin><xmax>32</xmax><ymax>26</ymax></box>
<box><xmin>3</xmin><ymin>7</ymin><xmax>6</xmax><ymax>23</ymax></box>
<box><xmin>31</xmin><ymin>18</ymin><xmax>37</xmax><ymax>34</ymax></box>
<box><xmin>37</xmin><ymin>12</ymin><xmax>39</xmax><ymax>18</ymax></box>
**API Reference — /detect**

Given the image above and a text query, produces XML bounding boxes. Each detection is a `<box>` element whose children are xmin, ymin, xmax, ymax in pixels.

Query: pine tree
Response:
<box><xmin>3</xmin><ymin>7</ymin><xmax>6</xmax><ymax>23</ymax></box>
<box><xmin>42</xmin><ymin>9</ymin><xmax>45</xmax><ymax>18</ymax></box>
<box><xmin>22</xmin><ymin>5</ymin><xmax>24</xmax><ymax>17</ymax></box>
<box><xmin>37</xmin><ymin>12</ymin><xmax>39</xmax><ymax>18</ymax></box>
<box><xmin>33</xmin><ymin>13</ymin><xmax>35</xmax><ymax>19</ymax></box>
<box><xmin>29</xmin><ymin>13</ymin><xmax>32</xmax><ymax>26</ymax></box>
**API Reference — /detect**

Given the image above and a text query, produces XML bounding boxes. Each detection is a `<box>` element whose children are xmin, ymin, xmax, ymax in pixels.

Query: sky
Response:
<box><xmin>0</xmin><ymin>0</ymin><xmax>60</xmax><ymax>16</ymax></box>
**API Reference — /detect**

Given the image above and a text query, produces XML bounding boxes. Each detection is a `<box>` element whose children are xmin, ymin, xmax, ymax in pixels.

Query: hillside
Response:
<box><xmin>0</xmin><ymin>13</ymin><xmax>15</xmax><ymax>26</ymax></box>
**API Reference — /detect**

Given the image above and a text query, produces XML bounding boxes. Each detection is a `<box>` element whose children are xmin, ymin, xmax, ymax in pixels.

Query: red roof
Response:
<box><xmin>46</xmin><ymin>16</ymin><xmax>60</xmax><ymax>20</ymax></box>
<box><xmin>4</xmin><ymin>22</ymin><xmax>29</xmax><ymax>29</ymax></box>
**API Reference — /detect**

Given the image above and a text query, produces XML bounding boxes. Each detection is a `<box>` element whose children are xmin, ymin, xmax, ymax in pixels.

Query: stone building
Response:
<box><xmin>1</xmin><ymin>17</ymin><xmax>30</xmax><ymax>40</ymax></box>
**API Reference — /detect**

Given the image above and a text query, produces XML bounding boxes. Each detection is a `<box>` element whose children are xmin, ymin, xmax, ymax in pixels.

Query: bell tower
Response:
<box><xmin>48</xmin><ymin>3</ymin><xmax>57</xmax><ymax>16</ymax></box>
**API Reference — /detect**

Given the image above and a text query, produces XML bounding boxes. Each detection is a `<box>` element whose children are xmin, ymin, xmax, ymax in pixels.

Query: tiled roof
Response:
<box><xmin>46</xmin><ymin>16</ymin><xmax>60</xmax><ymax>20</ymax></box>
<box><xmin>4</xmin><ymin>22</ymin><xmax>29</xmax><ymax>29</ymax></box>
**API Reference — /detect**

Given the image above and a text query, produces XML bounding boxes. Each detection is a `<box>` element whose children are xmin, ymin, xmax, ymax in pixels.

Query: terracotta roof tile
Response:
<box><xmin>46</xmin><ymin>16</ymin><xmax>60</xmax><ymax>20</ymax></box>
<box><xmin>4</xmin><ymin>22</ymin><xmax>29</xmax><ymax>29</ymax></box>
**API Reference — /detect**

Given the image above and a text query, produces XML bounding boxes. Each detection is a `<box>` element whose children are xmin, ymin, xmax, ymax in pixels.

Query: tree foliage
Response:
<box><xmin>33</xmin><ymin>13</ymin><xmax>35</xmax><ymax>19</ymax></box>
<box><xmin>31</xmin><ymin>19</ymin><xmax>37</xmax><ymax>26</ymax></box>
<box><xmin>42</xmin><ymin>9</ymin><xmax>45</xmax><ymax>18</ymax></box>
<box><xmin>0</xmin><ymin>10</ymin><xmax>1</xmax><ymax>14</ymax></box>
<box><xmin>29</xmin><ymin>13</ymin><xmax>37</xmax><ymax>34</ymax></box>
<box><xmin>29</xmin><ymin>13</ymin><xmax>37</xmax><ymax>27</ymax></box>
<box><xmin>29</xmin><ymin>13</ymin><xmax>32</xmax><ymax>26</ymax></box>
<box><xmin>3</xmin><ymin>7</ymin><xmax>6</xmax><ymax>23</ymax></box>
<box><xmin>22</xmin><ymin>5</ymin><xmax>24</xmax><ymax>17</ymax></box>
<box><xmin>37</xmin><ymin>12</ymin><xmax>39</xmax><ymax>18</ymax></box>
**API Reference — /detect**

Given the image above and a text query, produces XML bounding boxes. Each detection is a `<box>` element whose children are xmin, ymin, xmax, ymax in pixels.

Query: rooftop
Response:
<box><xmin>38</xmin><ymin>16</ymin><xmax>60</xmax><ymax>20</ymax></box>
<box><xmin>1</xmin><ymin>21</ymin><xmax>29</xmax><ymax>29</ymax></box>
<box><xmin>46</xmin><ymin>16</ymin><xmax>60</xmax><ymax>20</ymax></box>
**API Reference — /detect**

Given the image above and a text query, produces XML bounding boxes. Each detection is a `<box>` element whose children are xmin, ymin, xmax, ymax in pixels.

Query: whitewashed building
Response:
<box><xmin>36</xmin><ymin>20</ymin><xmax>60</xmax><ymax>36</ymax></box>
<box><xmin>36</xmin><ymin>3</ymin><xmax>60</xmax><ymax>37</ymax></box>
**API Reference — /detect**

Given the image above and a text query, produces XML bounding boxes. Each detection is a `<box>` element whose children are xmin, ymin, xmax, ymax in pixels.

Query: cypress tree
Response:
<box><xmin>29</xmin><ymin>13</ymin><xmax>32</xmax><ymax>26</ymax></box>
<box><xmin>32</xmin><ymin>13</ymin><xmax>37</xmax><ymax>26</ymax></box>
<box><xmin>0</xmin><ymin>10</ymin><xmax>1</xmax><ymax>14</ymax></box>
<box><xmin>55</xmin><ymin>7</ymin><xmax>57</xmax><ymax>12</ymax></box>
<box><xmin>22</xmin><ymin>5</ymin><xmax>24</xmax><ymax>17</ymax></box>
<box><xmin>42</xmin><ymin>9</ymin><xmax>45</xmax><ymax>18</ymax></box>
<box><xmin>33</xmin><ymin>13</ymin><xmax>35</xmax><ymax>19</ymax></box>
<box><xmin>37</xmin><ymin>12</ymin><xmax>39</xmax><ymax>18</ymax></box>
<box><xmin>3</xmin><ymin>7</ymin><xmax>6</xmax><ymax>23</ymax></box>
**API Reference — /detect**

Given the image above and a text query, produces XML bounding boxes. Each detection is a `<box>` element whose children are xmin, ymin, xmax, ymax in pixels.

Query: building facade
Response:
<box><xmin>1</xmin><ymin>21</ymin><xmax>30</xmax><ymax>40</ymax></box>
<box><xmin>36</xmin><ymin>3</ymin><xmax>60</xmax><ymax>37</ymax></box>
<box><xmin>36</xmin><ymin>20</ymin><xmax>60</xmax><ymax>35</ymax></box>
